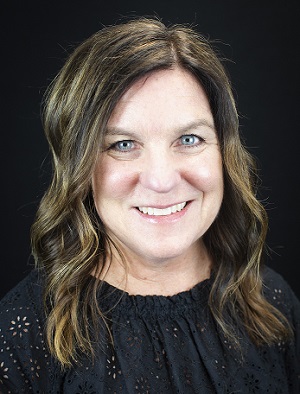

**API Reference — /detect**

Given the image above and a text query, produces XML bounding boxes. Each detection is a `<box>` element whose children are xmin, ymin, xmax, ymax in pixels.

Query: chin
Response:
<box><xmin>136</xmin><ymin>243</ymin><xmax>198</xmax><ymax>265</ymax></box>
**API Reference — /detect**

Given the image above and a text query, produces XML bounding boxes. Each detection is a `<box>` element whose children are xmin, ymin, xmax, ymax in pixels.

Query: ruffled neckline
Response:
<box><xmin>97</xmin><ymin>277</ymin><xmax>212</xmax><ymax>318</ymax></box>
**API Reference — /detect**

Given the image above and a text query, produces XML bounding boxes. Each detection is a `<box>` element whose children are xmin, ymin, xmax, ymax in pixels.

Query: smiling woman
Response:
<box><xmin>0</xmin><ymin>17</ymin><xmax>299</xmax><ymax>393</ymax></box>
<box><xmin>92</xmin><ymin>68</ymin><xmax>223</xmax><ymax>294</ymax></box>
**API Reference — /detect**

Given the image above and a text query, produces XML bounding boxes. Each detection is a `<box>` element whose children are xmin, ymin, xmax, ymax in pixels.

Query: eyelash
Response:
<box><xmin>107</xmin><ymin>134</ymin><xmax>205</xmax><ymax>152</ymax></box>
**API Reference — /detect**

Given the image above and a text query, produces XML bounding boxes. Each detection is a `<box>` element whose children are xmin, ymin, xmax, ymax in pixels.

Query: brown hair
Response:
<box><xmin>31</xmin><ymin>17</ymin><xmax>292</xmax><ymax>367</ymax></box>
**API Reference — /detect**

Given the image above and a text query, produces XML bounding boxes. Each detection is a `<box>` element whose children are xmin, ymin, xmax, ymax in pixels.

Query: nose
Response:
<box><xmin>138</xmin><ymin>150</ymin><xmax>181</xmax><ymax>193</ymax></box>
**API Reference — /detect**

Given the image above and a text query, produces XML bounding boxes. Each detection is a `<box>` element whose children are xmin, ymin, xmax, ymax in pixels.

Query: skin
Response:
<box><xmin>92</xmin><ymin>67</ymin><xmax>224</xmax><ymax>296</ymax></box>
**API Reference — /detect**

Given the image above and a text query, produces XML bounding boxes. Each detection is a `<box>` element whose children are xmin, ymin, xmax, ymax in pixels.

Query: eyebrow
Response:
<box><xmin>105</xmin><ymin>119</ymin><xmax>216</xmax><ymax>137</ymax></box>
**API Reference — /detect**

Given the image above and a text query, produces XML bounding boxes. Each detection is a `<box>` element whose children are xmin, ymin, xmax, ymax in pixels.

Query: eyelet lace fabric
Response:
<box><xmin>0</xmin><ymin>268</ymin><xmax>299</xmax><ymax>393</ymax></box>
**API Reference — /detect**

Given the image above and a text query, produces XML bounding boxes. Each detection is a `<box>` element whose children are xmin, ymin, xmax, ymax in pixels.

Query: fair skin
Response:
<box><xmin>92</xmin><ymin>67</ymin><xmax>224</xmax><ymax>296</ymax></box>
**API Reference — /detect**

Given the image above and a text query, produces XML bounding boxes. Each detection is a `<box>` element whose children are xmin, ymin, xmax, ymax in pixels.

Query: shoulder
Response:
<box><xmin>0</xmin><ymin>269</ymin><xmax>45</xmax><ymax>315</ymax></box>
<box><xmin>262</xmin><ymin>266</ymin><xmax>299</xmax><ymax>307</ymax></box>
<box><xmin>0</xmin><ymin>269</ymin><xmax>51</xmax><ymax>390</ymax></box>
<box><xmin>0</xmin><ymin>269</ymin><xmax>46</xmax><ymax>347</ymax></box>
<box><xmin>262</xmin><ymin>266</ymin><xmax>300</xmax><ymax>334</ymax></box>
<box><xmin>0</xmin><ymin>268</ymin><xmax>46</xmax><ymax>346</ymax></box>
<box><xmin>257</xmin><ymin>267</ymin><xmax>300</xmax><ymax>390</ymax></box>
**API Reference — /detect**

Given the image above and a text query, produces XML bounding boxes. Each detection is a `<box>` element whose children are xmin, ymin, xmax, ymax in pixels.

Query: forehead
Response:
<box><xmin>107</xmin><ymin>67</ymin><xmax>214</xmax><ymax>133</ymax></box>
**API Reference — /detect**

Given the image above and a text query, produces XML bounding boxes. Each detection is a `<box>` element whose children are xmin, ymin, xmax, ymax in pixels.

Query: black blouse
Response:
<box><xmin>0</xmin><ymin>267</ymin><xmax>299</xmax><ymax>393</ymax></box>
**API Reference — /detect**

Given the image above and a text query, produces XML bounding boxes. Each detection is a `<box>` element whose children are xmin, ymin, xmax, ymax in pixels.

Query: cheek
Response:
<box><xmin>92</xmin><ymin>160</ymin><xmax>138</xmax><ymax>201</ymax></box>
<box><xmin>186</xmin><ymin>157</ymin><xmax>223</xmax><ymax>192</ymax></box>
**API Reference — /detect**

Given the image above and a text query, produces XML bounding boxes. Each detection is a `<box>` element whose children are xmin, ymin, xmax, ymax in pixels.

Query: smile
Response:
<box><xmin>137</xmin><ymin>202</ymin><xmax>187</xmax><ymax>216</ymax></box>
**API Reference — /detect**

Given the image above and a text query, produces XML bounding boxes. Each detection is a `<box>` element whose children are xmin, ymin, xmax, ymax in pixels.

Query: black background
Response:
<box><xmin>1</xmin><ymin>1</ymin><xmax>299</xmax><ymax>299</ymax></box>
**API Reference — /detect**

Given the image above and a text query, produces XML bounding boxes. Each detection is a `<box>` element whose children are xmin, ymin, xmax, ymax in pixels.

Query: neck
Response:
<box><xmin>98</xmin><ymin>240</ymin><xmax>212</xmax><ymax>296</ymax></box>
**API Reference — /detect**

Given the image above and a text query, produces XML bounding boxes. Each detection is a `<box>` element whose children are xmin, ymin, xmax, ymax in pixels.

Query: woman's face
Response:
<box><xmin>92</xmin><ymin>67</ymin><xmax>223</xmax><ymax>265</ymax></box>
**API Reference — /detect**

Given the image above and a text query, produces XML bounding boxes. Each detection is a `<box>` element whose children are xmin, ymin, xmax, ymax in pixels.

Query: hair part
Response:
<box><xmin>31</xmin><ymin>17</ymin><xmax>292</xmax><ymax>367</ymax></box>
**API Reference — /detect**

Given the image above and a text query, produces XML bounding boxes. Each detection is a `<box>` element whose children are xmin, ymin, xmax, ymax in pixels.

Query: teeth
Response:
<box><xmin>138</xmin><ymin>202</ymin><xmax>187</xmax><ymax>216</ymax></box>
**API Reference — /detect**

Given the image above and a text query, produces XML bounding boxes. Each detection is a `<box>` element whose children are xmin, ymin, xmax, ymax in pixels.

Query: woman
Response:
<box><xmin>0</xmin><ymin>18</ymin><xmax>299</xmax><ymax>393</ymax></box>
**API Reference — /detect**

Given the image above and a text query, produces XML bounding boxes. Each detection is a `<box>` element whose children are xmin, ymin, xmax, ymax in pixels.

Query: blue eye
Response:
<box><xmin>180</xmin><ymin>134</ymin><xmax>199</xmax><ymax>146</ymax></box>
<box><xmin>114</xmin><ymin>140</ymin><xmax>134</xmax><ymax>151</ymax></box>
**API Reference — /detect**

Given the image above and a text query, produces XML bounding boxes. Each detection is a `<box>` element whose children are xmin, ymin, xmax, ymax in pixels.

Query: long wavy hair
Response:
<box><xmin>31</xmin><ymin>18</ymin><xmax>292</xmax><ymax>367</ymax></box>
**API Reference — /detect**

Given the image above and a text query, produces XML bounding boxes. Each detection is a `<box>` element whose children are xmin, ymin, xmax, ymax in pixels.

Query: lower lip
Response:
<box><xmin>134</xmin><ymin>202</ymin><xmax>190</xmax><ymax>223</ymax></box>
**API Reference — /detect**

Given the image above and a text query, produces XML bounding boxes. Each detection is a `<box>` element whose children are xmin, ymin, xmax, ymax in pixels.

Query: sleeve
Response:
<box><xmin>263</xmin><ymin>267</ymin><xmax>300</xmax><ymax>393</ymax></box>
<box><xmin>0</xmin><ymin>271</ymin><xmax>57</xmax><ymax>393</ymax></box>
<box><xmin>285</xmin><ymin>282</ymin><xmax>300</xmax><ymax>393</ymax></box>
